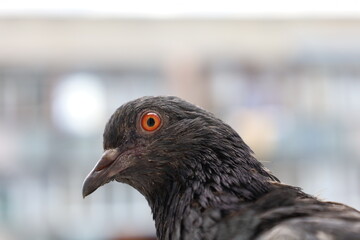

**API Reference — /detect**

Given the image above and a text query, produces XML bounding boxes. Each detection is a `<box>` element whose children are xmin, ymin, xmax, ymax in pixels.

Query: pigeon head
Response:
<box><xmin>82</xmin><ymin>96</ymin><xmax>278</xmax><ymax>206</ymax></box>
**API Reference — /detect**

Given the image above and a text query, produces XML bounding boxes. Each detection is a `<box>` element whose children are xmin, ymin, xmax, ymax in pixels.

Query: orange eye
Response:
<box><xmin>141</xmin><ymin>112</ymin><xmax>161</xmax><ymax>132</ymax></box>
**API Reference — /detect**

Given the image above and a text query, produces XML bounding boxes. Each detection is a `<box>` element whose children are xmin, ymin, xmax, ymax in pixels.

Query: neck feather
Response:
<box><xmin>146</xmin><ymin>168</ymin><xmax>275</xmax><ymax>240</ymax></box>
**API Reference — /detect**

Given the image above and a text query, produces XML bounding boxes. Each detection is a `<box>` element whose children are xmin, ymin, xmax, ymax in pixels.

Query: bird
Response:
<box><xmin>82</xmin><ymin>96</ymin><xmax>360</xmax><ymax>240</ymax></box>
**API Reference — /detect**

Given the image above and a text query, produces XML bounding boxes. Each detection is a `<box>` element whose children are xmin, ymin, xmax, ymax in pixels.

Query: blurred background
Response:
<box><xmin>1</xmin><ymin>1</ymin><xmax>360</xmax><ymax>239</ymax></box>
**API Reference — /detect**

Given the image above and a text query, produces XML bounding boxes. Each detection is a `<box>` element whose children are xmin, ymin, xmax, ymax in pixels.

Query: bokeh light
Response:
<box><xmin>52</xmin><ymin>73</ymin><xmax>106</xmax><ymax>136</ymax></box>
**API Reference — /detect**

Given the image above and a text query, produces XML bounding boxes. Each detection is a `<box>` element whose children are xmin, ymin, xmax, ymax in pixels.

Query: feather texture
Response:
<box><xmin>83</xmin><ymin>96</ymin><xmax>360</xmax><ymax>240</ymax></box>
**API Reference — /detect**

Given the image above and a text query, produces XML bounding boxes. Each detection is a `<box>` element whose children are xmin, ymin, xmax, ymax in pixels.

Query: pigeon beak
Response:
<box><xmin>82</xmin><ymin>149</ymin><xmax>121</xmax><ymax>198</ymax></box>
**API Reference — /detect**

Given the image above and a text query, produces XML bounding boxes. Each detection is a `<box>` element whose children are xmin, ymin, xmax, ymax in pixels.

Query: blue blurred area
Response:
<box><xmin>0</xmin><ymin>18</ymin><xmax>360</xmax><ymax>240</ymax></box>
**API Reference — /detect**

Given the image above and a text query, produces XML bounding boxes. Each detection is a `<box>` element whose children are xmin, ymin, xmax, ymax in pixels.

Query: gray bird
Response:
<box><xmin>82</xmin><ymin>96</ymin><xmax>360</xmax><ymax>240</ymax></box>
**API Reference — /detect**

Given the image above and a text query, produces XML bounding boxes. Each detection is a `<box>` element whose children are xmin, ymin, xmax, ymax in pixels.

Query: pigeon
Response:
<box><xmin>83</xmin><ymin>96</ymin><xmax>360</xmax><ymax>240</ymax></box>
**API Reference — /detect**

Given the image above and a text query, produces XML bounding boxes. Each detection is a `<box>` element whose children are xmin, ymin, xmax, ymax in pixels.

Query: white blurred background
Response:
<box><xmin>0</xmin><ymin>1</ymin><xmax>360</xmax><ymax>240</ymax></box>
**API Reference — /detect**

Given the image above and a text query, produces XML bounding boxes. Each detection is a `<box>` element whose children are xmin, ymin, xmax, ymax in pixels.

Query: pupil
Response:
<box><xmin>147</xmin><ymin>117</ymin><xmax>155</xmax><ymax>127</ymax></box>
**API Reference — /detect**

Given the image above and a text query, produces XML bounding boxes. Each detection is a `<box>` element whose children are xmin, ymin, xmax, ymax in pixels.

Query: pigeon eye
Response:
<box><xmin>141</xmin><ymin>112</ymin><xmax>161</xmax><ymax>132</ymax></box>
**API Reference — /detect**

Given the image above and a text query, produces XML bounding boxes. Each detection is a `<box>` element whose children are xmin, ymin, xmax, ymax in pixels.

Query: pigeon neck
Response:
<box><xmin>146</xmin><ymin>150</ymin><xmax>278</xmax><ymax>239</ymax></box>
<box><xmin>147</xmin><ymin>176</ymin><xmax>268</xmax><ymax>240</ymax></box>
<box><xmin>147</xmin><ymin>181</ymin><xmax>192</xmax><ymax>240</ymax></box>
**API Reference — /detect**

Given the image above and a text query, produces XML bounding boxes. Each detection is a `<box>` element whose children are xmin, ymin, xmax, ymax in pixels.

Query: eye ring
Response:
<box><xmin>141</xmin><ymin>112</ymin><xmax>162</xmax><ymax>132</ymax></box>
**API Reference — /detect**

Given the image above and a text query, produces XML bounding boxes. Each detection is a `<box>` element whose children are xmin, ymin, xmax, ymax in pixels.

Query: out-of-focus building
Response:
<box><xmin>0</xmin><ymin>7</ymin><xmax>360</xmax><ymax>240</ymax></box>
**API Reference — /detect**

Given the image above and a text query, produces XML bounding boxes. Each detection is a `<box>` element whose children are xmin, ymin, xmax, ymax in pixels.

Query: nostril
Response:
<box><xmin>95</xmin><ymin>158</ymin><xmax>115</xmax><ymax>171</ymax></box>
<box><xmin>94</xmin><ymin>149</ymin><xmax>118</xmax><ymax>171</ymax></box>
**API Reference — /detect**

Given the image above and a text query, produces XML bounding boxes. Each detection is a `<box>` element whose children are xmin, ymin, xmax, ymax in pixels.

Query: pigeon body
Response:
<box><xmin>83</xmin><ymin>96</ymin><xmax>360</xmax><ymax>240</ymax></box>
